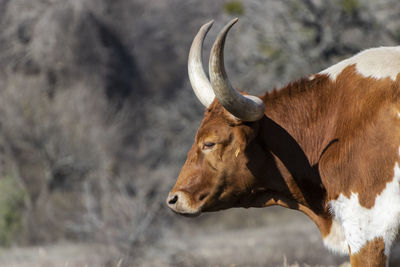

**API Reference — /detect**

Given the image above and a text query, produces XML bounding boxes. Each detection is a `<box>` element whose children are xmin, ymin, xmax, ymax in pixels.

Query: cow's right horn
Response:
<box><xmin>188</xmin><ymin>20</ymin><xmax>215</xmax><ymax>108</ymax></box>
<box><xmin>209</xmin><ymin>18</ymin><xmax>265</xmax><ymax>122</ymax></box>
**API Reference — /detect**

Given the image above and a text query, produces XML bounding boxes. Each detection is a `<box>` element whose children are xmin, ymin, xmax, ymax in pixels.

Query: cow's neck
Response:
<box><xmin>256</xmin><ymin>75</ymin><xmax>337</xmax><ymax>236</ymax></box>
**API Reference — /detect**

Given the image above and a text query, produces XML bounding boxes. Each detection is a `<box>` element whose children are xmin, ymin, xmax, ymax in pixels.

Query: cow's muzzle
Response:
<box><xmin>166</xmin><ymin>191</ymin><xmax>201</xmax><ymax>217</ymax></box>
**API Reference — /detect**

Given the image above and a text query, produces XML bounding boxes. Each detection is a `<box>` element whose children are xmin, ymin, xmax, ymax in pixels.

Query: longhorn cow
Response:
<box><xmin>166</xmin><ymin>19</ymin><xmax>400</xmax><ymax>267</ymax></box>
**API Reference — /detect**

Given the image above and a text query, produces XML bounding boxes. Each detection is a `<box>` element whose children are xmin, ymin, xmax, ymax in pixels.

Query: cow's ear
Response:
<box><xmin>237</xmin><ymin>120</ymin><xmax>261</xmax><ymax>145</ymax></box>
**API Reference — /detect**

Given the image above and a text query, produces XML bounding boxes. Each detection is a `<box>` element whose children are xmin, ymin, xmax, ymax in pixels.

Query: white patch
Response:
<box><xmin>328</xmin><ymin>162</ymin><xmax>400</xmax><ymax>256</ymax></box>
<box><xmin>323</xmin><ymin>219</ymin><xmax>349</xmax><ymax>255</ymax></box>
<box><xmin>320</xmin><ymin>46</ymin><xmax>400</xmax><ymax>81</ymax></box>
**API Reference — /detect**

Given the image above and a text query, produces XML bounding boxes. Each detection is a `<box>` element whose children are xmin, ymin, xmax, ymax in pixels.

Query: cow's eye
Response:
<box><xmin>203</xmin><ymin>142</ymin><xmax>216</xmax><ymax>149</ymax></box>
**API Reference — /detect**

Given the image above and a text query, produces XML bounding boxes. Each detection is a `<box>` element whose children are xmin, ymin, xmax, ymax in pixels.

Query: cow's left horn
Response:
<box><xmin>209</xmin><ymin>18</ymin><xmax>265</xmax><ymax>121</ymax></box>
<box><xmin>188</xmin><ymin>20</ymin><xmax>215</xmax><ymax>108</ymax></box>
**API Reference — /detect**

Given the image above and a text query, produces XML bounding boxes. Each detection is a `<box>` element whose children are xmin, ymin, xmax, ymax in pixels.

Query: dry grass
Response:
<box><xmin>0</xmin><ymin>245</ymin><xmax>351</xmax><ymax>267</ymax></box>
<box><xmin>0</xmin><ymin>243</ymin><xmax>111</xmax><ymax>267</ymax></box>
<box><xmin>281</xmin><ymin>255</ymin><xmax>350</xmax><ymax>267</ymax></box>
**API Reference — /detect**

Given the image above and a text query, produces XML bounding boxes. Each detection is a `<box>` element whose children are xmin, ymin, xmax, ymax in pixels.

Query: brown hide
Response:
<box><xmin>350</xmin><ymin>237</ymin><xmax>387</xmax><ymax>267</ymax></box>
<box><xmin>263</xmin><ymin>65</ymin><xmax>400</xmax><ymax>209</ymax></box>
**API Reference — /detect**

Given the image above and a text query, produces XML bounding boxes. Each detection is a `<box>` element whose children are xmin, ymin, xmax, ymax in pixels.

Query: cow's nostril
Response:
<box><xmin>168</xmin><ymin>194</ymin><xmax>178</xmax><ymax>205</ymax></box>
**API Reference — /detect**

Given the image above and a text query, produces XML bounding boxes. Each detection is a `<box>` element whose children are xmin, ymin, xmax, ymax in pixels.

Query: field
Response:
<box><xmin>1</xmin><ymin>207</ymin><xmax>399</xmax><ymax>266</ymax></box>
<box><xmin>0</xmin><ymin>0</ymin><xmax>400</xmax><ymax>266</ymax></box>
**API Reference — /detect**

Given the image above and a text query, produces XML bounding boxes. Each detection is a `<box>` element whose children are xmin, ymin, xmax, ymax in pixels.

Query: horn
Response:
<box><xmin>209</xmin><ymin>18</ymin><xmax>265</xmax><ymax>121</ymax></box>
<box><xmin>188</xmin><ymin>20</ymin><xmax>215</xmax><ymax>107</ymax></box>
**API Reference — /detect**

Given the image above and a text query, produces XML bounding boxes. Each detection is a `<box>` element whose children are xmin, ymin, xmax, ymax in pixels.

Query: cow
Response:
<box><xmin>166</xmin><ymin>18</ymin><xmax>400</xmax><ymax>267</ymax></box>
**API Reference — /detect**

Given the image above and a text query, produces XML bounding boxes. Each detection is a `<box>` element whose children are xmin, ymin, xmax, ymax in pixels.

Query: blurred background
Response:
<box><xmin>0</xmin><ymin>0</ymin><xmax>399</xmax><ymax>266</ymax></box>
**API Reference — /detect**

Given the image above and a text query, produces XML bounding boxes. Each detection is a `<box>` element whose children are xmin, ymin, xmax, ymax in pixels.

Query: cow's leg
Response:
<box><xmin>349</xmin><ymin>237</ymin><xmax>387</xmax><ymax>267</ymax></box>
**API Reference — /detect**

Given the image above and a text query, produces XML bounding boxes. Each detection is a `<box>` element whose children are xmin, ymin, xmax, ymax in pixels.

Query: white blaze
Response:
<box><xmin>327</xmin><ymin>160</ymin><xmax>400</xmax><ymax>256</ymax></box>
<box><xmin>320</xmin><ymin>46</ymin><xmax>400</xmax><ymax>81</ymax></box>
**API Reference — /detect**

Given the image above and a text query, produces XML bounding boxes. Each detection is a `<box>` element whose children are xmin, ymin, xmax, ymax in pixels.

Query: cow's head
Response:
<box><xmin>167</xmin><ymin>19</ymin><xmax>270</xmax><ymax>216</ymax></box>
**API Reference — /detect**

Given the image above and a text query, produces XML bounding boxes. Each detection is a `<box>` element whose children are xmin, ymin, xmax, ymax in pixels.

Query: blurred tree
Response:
<box><xmin>224</xmin><ymin>1</ymin><xmax>245</xmax><ymax>15</ymax></box>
